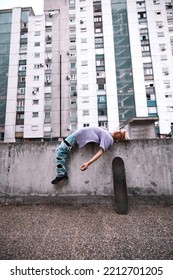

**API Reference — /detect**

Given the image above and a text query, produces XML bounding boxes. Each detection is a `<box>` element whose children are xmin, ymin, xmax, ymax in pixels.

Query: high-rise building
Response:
<box><xmin>0</xmin><ymin>0</ymin><xmax>173</xmax><ymax>142</ymax></box>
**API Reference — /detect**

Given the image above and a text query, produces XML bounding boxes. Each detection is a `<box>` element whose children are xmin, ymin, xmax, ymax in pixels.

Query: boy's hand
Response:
<box><xmin>80</xmin><ymin>162</ymin><xmax>89</xmax><ymax>171</ymax></box>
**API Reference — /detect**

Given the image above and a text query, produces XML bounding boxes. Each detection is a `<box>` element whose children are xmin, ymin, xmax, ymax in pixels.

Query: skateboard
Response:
<box><xmin>112</xmin><ymin>157</ymin><xmax>128</xmax><ymax>214</ymax></box>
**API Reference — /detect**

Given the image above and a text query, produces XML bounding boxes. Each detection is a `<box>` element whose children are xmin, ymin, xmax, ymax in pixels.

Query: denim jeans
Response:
<box><xmin>56</xmin><ymin>133</ymin><xmax>77</xmax><ymax>177</ymax></box>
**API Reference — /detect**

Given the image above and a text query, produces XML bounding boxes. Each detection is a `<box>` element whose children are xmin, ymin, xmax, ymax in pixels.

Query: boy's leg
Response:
<box><xmin>51</xmin><ymin>133</ymin><xmax>77</xmax><ymax>184</ymax></box>
<box><xmin>56</xmin><ymin>141</ymin><xmax>68</xmax><ymax>178</ymax></box>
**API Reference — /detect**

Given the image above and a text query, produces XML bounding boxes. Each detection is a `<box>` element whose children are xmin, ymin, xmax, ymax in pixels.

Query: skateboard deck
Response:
<box><xmin>112</xmin><ymin>157</ymin><xmax>128</xmax><ymax>214</ymax></box>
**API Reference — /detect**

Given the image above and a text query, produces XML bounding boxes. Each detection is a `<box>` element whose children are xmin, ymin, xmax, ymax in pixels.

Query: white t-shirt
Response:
<box><xmin>74</xmin><ymin>127</ymin><xmax>114</xmax><ymax>152</ymax></box>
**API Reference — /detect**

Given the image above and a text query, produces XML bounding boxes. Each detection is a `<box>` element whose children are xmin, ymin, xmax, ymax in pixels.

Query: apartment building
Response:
<box><xmin>0</xmin><ymin>0</ymin><xmax>173</xmax><ymax>142</ymax></box>
<box><xmin>0</xmin><ymin>5</ymin><xmax>70</xmax><ymax>142</ymax></box>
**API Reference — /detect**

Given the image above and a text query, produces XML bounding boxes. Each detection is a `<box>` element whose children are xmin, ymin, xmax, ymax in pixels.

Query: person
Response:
<box><xmin>51</xmin><ymin>126</ymin><xmax>129</xmax><ymax>184</ymax></box>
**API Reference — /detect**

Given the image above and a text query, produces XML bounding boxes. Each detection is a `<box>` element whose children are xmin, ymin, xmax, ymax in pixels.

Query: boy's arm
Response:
<box><xmin>80</xmin><ymin>148</ymin><xmax>104</xmax><ymax>171</ymax></box>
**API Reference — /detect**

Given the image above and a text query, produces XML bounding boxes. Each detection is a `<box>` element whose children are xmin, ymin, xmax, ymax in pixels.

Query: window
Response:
<box><xmin>140</xmin><ymin>34</ymin><xmax>149</xmax><ymax>40</ymax></box>
<box><xmin>94</xmin><ymin>16</ymin><xmax>102</xmax><ymax>22</ymax></box>
<box><xmin>33</xmin><ymin>87</ymin><xmax>39</xmax><ymax>94</ymax></box>
<box><xmin>70</xmin><ymin>26</ymin><xmax>76</xmax><ymax>33</ymax></box>
<box><xmin>95</xmin><ymin>37</ymin><xmax>104</xmax><ymax>48</ymax></box>
<box><xmin>95</xmin><ymin>27</ymin><xmax>102</xmax><ymax>33</ymax></box>
<box><xmin>98</xmin><ymin>95</ymin><xmax>107</xmax><ymax>116</ymax></box>
<box><xmin>164</xmin><ymin>81</ymin><xmax>170</xmax><ymax>88</ymax></box>
<box><xmin>96</xmin><ymin>54</ymin><xmax>105</xmax><ymax>71</ymax></box>
<box><xmin>20</xmin><ymin>53</ymin><xmax>27</xmax><ymax>60</ymax></box>
<box><xmin>165</xmin><ymin>94</ymin><xmax>172</xmax><ymax>98</ymax></box>
<box><xmin>33</xmin><ymin>100</ymin><xmax>39</xmax><ymax>105</ymax></box>
<box><xmin>83</xmin><ymin>110</ymin><xmax>89</xmax><ymax>116</ymax></box>
<box><xmin>34</xmin><ymin>76</ymin><xmax>39</xmax><ymax>81</ymax></box>
<box><xmin>45</xmin><ymin>112</ymin><xmax>51</xmax><ymax>118</ymax></box>
<box><xmin>97</xmin><ymin>78</ymin><xmax>106</xmax><ymax>90</ymax></box>
<box><xmin>32</xmin><ymin>112</ymin><xmax>39</xmax><ymax>118</ymax></box>
<box><xmin>81</xmin><ymin>49</ymin><xmax>87</xmax><ymax>55</ymax></box>
<box><xmin>141</xmin><ymin>45</ymin><xmax>150</xmax><ymax>51</ymax></box>
<box><xmin>35</xmin><ymin>31</ymin><xmax>41</xmax><ymax>36</ymax></box>
<box><xmin>80</xmin><ymin>7</ymin><xmax>86</xmax><ymax>12</ymax></box>
<box><xmin>16</xmin><ymin>113</ymin><xmax>24</xmax><ymax>125</ymax></box>
<box><xmin>34</xmin><ymin>42</ymin><xmax>40</xmax><ymax>47</ymax></box>
<box><xmin>69</xmin><ymin>0</ymin><xmax>75</xmax><ymax>4</ymax></box>
<box><xmin>34</xmin><ymin>64</ymin><xmax>43</xmax><ymax>69</ymax></box>
<box><xmin>18</xmin><ymin>76</ymin><xmax>26</xmax><ymax>82</ymax></box>
<box><xmin>136</xmin><ymin>1</ymin><xmax>145</xmax><ymax>7</ymax></box>
<box><xmin>71</xmin><ymin>74</ymin><xmax>77</xmax><ymax>80</ymax></box>
<box><xmin>157</xmin><ymin>32</ymin><xmax>164</xmax><ymax>37</ymax></box>
<box><xmin>138</xmin><ymin>12</ymin><xmax>147</xmax><ymax>19</ymax></box>
<box><xmin>82</xmin><ymin>97</ymin><xmax>89</xmax><ymax>103</ymax></box>
<box><xmin>155</xmin><ymin>11</ymin><xmax>161</xmax><ymax>15</ymax></box>
<box><xmin>148</xmin><ymin>107</ymin><xmax>157</xmax><ymax>114</ymax></box>
<box><xmin>167</xmin><ymin>106</ymin><xmax>173</xmax><ymax>112</ymax></box>
<box><xmin>159</xmin><ymin>44</ymin><xmax>166</xmax><ymax>51</ymax></box>
<box><xmin>69</xmin><ymin>17</ymin><xmax>75</xmax><ymax>23</ymax></box>
<box><xmin>17</xmin><ymin>99</ymin><xmax>25</xmax><ymax>111</ymax></box>
<box><xmin>81</xmin><ymin>27</ymin><xmax>87</xmax><ymax>32</ymax></box>
<box><xmin>45</xmin><ymin>63</ymin><xmax>52</xmax><ymax>70</ymax></box>
<box><xmin>34</xmin><ymin>53</ymin><xmax>40</xmax><ymax>58</ymax></box>
<box><xmin>18</xmin><ymin>88</ymin><xmax>25</xmax><ymax>95</ymax></box>
<box><xmin>98</xmin><ymin>121</ymin><xmax>108</xmax><ymax>128</ymax></box>
<box><xmin>83</xmin><ymin>123</ymin><xmax>89</xmax><ymax>127</ymax></box>
<box><xmin>156</xmin><ymin>21</ymin><xmax>163</xmax><ymax>28</ymax></box>
<box><xmin>153</xmin><ymin>0</ymin><xmax>160</xmax><ymax>4</ymax></box>
<box><xmin>69</xmin><ymin>51</ymin><xmax>76</xmax><ymax>57</ymax></box>
<box><xmin>161</xmin><ymin>55</ymin><xmax>167</xmax><ymax>61</ymax></box>
<box><xmin>81</xmin><ymin>60</ymin><xmax>88</xmax><ymax>66</ymax></box>
<box><xmin>70</xmin><ymin>37</ymin><xmax>76</xmax><ymax>43</ymax></box>
<box><xmin>81</xmin><ymin>38</ymin><xmax>87</xmax><ymax>43</ymax></box>
<box><xmin>82</xmin><ymin>84</ymin><xmax>88</xmax><ymax>90</ymax></box>
<box><xmin>93</xmin><ymin>2</ymin><xmax>102</xmax><ymax>13</ymax></box>
<box><xmin>31</xmin><ymin>125</ymin><xmax>38</xmax><ymax>131</ymax></box>
<box><xmin>70</xmin><ymin>63</ymin><xmax>76</xmax><ymax>69</ymax></box>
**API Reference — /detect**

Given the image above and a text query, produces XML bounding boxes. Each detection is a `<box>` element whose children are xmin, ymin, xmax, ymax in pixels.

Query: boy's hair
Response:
<box><xmin>112</xmin><ymin>129</ymin><xmax>130</xmax><ymax>142</ymax></box>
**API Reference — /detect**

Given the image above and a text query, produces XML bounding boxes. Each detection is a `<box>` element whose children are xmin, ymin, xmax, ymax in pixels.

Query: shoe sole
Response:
<box><xmin>51</xmin><ymin>178</ymin><xmax>68</xmax><ymax>185</ymax></box>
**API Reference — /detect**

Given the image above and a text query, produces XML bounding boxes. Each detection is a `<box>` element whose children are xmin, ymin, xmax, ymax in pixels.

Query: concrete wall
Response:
<box><xmin>0</xmin><ymin>140</ymin><xmax>173</xmax><ymax>204</ymax></box>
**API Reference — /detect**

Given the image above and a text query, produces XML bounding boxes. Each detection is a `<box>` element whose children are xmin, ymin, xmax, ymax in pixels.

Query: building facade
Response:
<box><xmin>0</xmin><ymin>0</ymin><xmax>173</xmax><ymax>142</ymax></box>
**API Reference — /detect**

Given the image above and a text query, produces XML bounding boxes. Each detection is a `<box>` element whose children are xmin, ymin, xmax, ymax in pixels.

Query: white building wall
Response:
<box><xmin>76</xmin><ymin>0</ymin><xmax>98</xmax><ymax>128</ymax></box>
<box><xmin>127</xmin><ymin>0</ymin><xmax>148</xmax><ymax>118</ymax></box>
<box><xmin>4</xmin><ymin>8</ymin><xmax>21</xmax><ymax>142</ymax></box>
<box><xmin>146</xmin><ymin>0</ymin><xmax>173</xmax><ymax>134</ymax></box>
<box><xmin>102</xmin><ymin>0</ymin><xmax>119</xmax><ymax>131</ymax></box>
<box><xmin>24</xmin><ymin>15</ymin><xmax>45</xmax><ymax>139</ymax></box>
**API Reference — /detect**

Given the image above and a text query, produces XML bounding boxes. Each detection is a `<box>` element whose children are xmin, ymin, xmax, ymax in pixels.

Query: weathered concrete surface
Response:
<box><xmin>0</xmin><ymin>140</ymin><xmax>173</xmax><ymax>204</ymax></box>
<box><xmin>0</xmin><ymin>198</ymin><xmax>172</xmax><ymax>260</ymax></box>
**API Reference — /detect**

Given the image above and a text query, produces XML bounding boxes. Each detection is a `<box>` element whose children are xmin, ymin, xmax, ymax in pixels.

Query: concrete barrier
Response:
<box><xmin>0</xmin><ymin>140</ymin><xmax>173</xmax><ymax>205</ymax></box>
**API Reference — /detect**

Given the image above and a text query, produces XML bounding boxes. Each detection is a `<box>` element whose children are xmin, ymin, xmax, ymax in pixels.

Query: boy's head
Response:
<box><xmin>112</xmin><ymin>129</ymin><xmax>130</xmax><ymax>142</ymax></box>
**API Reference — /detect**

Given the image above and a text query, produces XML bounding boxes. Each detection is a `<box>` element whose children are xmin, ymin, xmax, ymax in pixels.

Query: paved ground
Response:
<box><xmin>0</xmin><ymin>198</ymin><xmax>173</xmax><ymax>260</ymax></box>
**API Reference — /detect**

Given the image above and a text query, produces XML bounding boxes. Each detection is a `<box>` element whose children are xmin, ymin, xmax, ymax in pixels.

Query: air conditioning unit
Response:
<box><xmin>80</xmin><ymin>20</ymin><xmax>84</xmax><ymax>24</ymax></box>
<box><xmin>166</xmin><ymin>85</ymin><xmax>170</xmax><ymax>88</ymax></box>
<box><xmin>40</xmin><ymin>64</ymin><xmax>44</xmax><ymax>67</ymax></box>
<box><xmin>161</xmin><ymin>47</ymin><xmax>166</xmax><ymax>51</ymax></box>
<box><xmin>158</xmin><ymin>24</ymin><xmax>163</xmax><ymax>28</ymax></box>
<box><xmin>32</xmin><ymin>90</ymin><xmax>37</xmax><ymax>95</ymax></box>
<box><xmin>67</xmin><ymin>51</ymin><xmax>70</xmax><ymax>55</ymax></box>
<box><xmin>165</xmin><ymin>71</ymin><xmax>169</xmax><ymax>75</ymax></box>
<box><xmin>66</xmin><ymin>76</ymin><xmax>70</xmax><ymax>80</ymax></box>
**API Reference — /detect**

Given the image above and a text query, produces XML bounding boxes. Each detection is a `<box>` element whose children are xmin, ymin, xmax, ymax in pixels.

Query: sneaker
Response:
<box><xmin>51</xmin><ymin>174</ymin><xmax>68</xmax><ymax>185</ymax></box>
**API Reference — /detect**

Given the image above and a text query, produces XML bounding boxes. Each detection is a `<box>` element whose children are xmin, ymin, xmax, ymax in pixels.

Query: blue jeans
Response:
<box><xmin>56</xmin><ymin>133</ymin><xmax>77</xmax><ymax>177</ymax></box>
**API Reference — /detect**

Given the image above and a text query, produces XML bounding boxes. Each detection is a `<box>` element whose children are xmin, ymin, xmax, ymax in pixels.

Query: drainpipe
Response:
<box><xmin>60</xmin><ymin>54</ymin><xmax>62</xmax><ymax>138</ymax></box>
